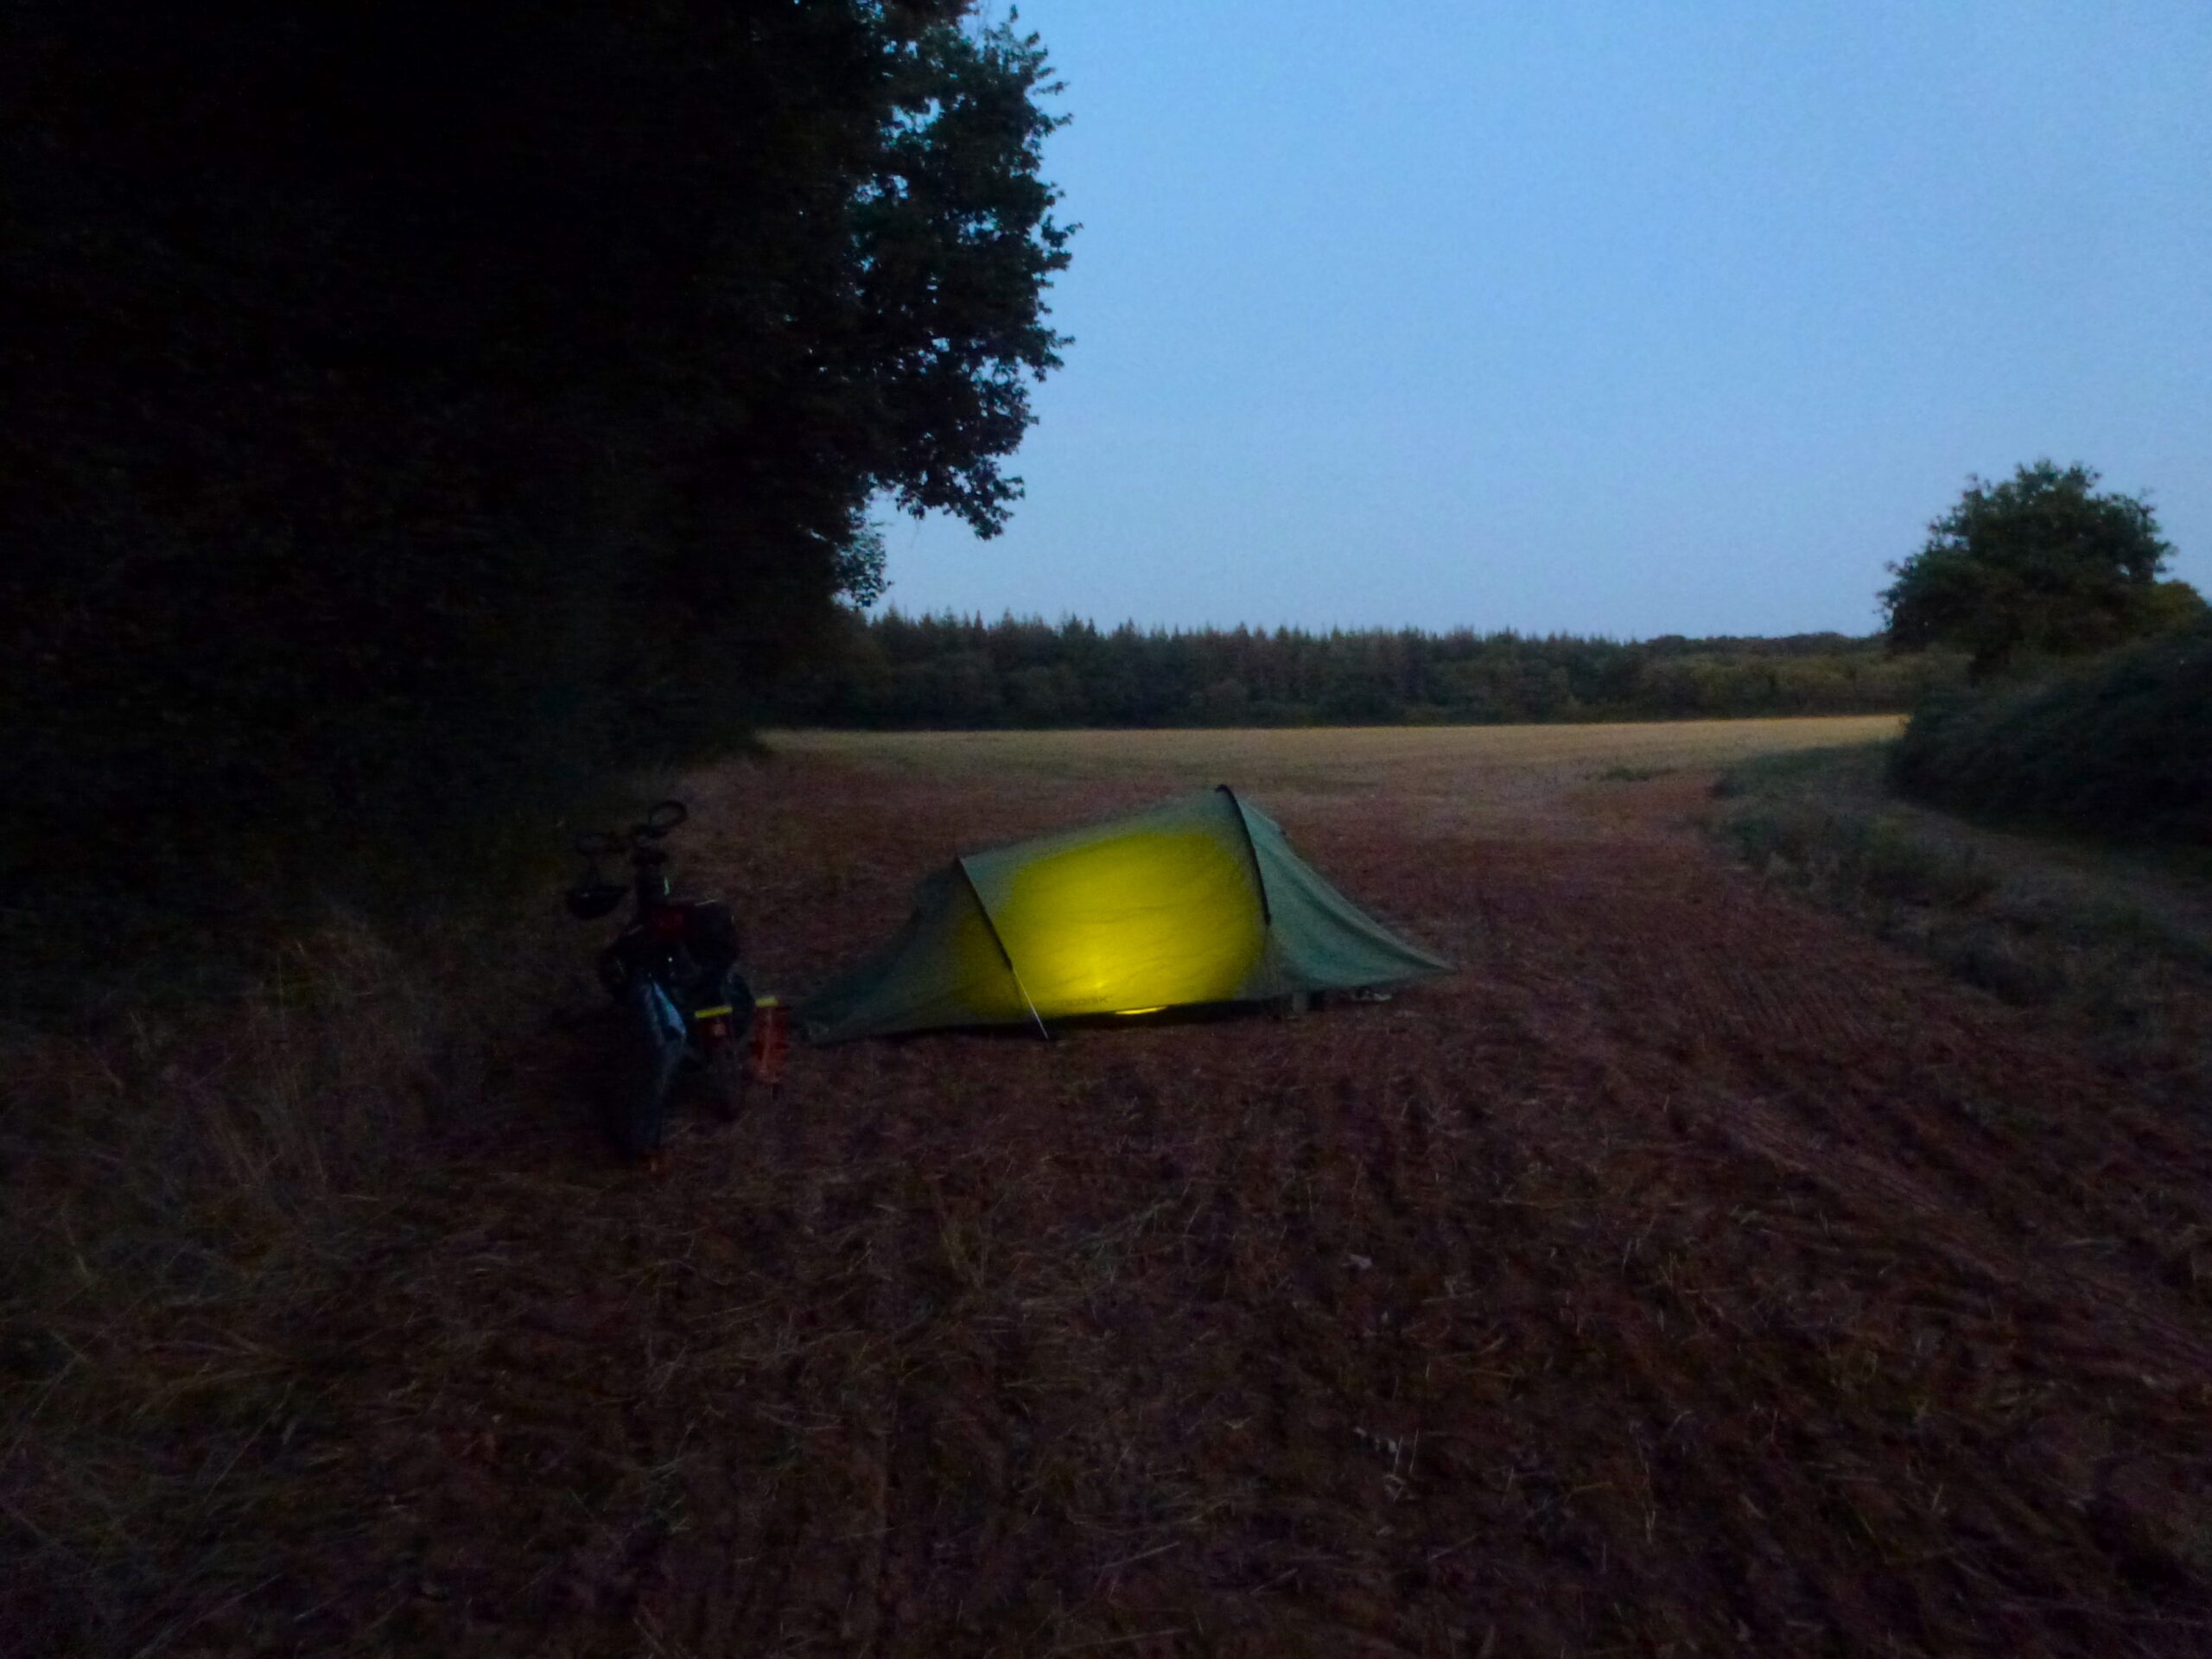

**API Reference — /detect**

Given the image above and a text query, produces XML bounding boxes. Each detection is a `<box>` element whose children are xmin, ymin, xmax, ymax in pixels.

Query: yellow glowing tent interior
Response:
<box><xmin>798</xmin><ymin>787</ymin><xmax>1451</xmax><ymax>1042</ymax></box>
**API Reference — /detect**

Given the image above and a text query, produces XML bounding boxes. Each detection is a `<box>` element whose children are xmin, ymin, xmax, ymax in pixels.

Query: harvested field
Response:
<box><xmin>18</xmin><ymin>716</ymin><xmax>2212</xmax><ymax>1657</ymax></box>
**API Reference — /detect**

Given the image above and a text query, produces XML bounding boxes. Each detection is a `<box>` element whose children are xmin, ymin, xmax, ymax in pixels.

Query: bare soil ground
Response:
<box><xmin>18</xmin><ymin>718</ymin><xmax>2212</xmax><ymax>1656</ymax></box>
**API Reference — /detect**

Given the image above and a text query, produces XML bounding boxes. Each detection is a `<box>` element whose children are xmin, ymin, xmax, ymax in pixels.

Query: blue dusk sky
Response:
<box><xmin>886</xmin><ymin>1</ymin><xmax>2209</xmax><ymax>639</ymax></box>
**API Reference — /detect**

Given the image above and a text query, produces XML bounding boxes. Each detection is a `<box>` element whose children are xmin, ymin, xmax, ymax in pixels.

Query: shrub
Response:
<box><xmin>1891</xmin><ymin>624</ymin><xmax>2212</xmax><ymax>842</ymax></box>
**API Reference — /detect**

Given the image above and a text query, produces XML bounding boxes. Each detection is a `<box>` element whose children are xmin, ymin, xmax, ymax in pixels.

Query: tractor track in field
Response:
<box><xmin>87</xmin><ymin>732</ymin><xmax>2212</xmax><ymax>1657</ymax></box>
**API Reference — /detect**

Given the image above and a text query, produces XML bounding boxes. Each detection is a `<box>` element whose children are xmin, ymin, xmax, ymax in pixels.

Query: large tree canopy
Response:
<box><xmin>1</xmin><ymin>2</ymin><xmax>1071</xmax><ymax>895</ymax></box>
<box><xmin>1881</xmin><ymin>461</ymin><xmax>2178</xmax><ymax>681</ymax></box>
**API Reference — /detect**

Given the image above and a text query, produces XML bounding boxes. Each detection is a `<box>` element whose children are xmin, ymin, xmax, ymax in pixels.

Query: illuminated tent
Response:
<box><xmin>799</xmin><ymin>787</ymin><xmax>1449</xmax><ymax>1043</ymax></box>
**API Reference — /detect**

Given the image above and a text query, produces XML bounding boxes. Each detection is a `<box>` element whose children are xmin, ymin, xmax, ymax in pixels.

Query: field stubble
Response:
<box><xmin>10</xmin><ymin>717</ymin><xmax>2212</xmax><ymax>1656</ymax></box>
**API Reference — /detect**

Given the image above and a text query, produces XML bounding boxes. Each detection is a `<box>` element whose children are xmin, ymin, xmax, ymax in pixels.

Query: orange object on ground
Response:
<box><xmin>749</xmin><ymin>997</ymin><xmax>790</xmax><ymax>1086</ymax></box>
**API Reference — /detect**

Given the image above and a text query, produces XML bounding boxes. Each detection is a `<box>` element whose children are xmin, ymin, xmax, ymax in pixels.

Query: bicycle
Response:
<box><xmin>566</xmin><ymin>800</ymin><xmax>753</xmax><ymax>1157</ymax></box>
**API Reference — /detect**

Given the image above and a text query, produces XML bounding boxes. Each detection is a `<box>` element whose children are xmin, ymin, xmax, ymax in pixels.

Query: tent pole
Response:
<box><xmin>957</xmin><ymin>857</ymin><xmax>1051</xmax><ymax>1041</ymax></box>
<box><xmin>1215</xmin><ymin>785</ymin><xmax>1274</xmax><ymax>925</ymax></box>
<box><xmin>1012</xmin><ymin>972</ymin><xmax>1050</xmax><ymax>1041</ymax></box>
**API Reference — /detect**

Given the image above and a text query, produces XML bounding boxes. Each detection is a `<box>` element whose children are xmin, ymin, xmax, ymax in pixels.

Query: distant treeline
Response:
<box><xmin>769</xmin><ymin>612</ymin><xmax>1966</xmax><ymax>728</ymax></box>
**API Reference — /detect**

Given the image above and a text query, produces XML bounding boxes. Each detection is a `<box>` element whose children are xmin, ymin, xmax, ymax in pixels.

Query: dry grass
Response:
<box><xmin>9</xmin><ymin>717</ymin><xmax>2212</xmax><ymax>1659</ymax></box>
<box><xmin>1713</xmin><ymin>742</ymin><xmax>2212</xmax><ymax>1101</ymax></box>
<box><xmin>778</xmin><ymin>715</ymin><xmax>1902</xmax><ymax>788</ymax></box>
<box><xmin>770</xmin><ymin>718</ymin><xmax>1901</xmax><ymax>856</ymax></box>
<box><xmin>1</xmin><ymin>912</ymin><xmax>578</xmax><ymax>1655</ymax></box>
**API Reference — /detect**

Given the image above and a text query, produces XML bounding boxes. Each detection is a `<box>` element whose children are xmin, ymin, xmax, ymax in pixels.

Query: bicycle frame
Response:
<box><xmin>568</xmin><ymin>800</ymin><xmax>753</xmax><ymax>1154</ymax></box>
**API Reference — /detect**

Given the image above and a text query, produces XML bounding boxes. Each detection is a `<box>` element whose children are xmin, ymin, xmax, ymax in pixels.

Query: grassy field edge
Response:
<box><xmin>1708</xmin><ymin>741</ymin><xmax>2212</xmax><ymax>1101</ymax></box>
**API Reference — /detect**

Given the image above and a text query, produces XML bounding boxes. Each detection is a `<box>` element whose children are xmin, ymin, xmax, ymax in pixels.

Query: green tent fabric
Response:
<box><xmin>799</xmin><ymin>786</ymin><xmax>1450</xmax><ymax>1043</ymax></box>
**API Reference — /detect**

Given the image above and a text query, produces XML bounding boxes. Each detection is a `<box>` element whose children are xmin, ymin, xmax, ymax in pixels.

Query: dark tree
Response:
<box><xmin>1881</xmin><ymin>461</ymin><xmax>2177</xmax><ymax>680</ymax></box>
<box><xmin>1</xmin><ymin>2</ymin><xmax>1070</xmax><ymax>896</ymax></box>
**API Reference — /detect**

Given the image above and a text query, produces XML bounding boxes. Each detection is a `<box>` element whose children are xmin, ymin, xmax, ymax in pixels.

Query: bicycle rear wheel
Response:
<box><xmin>607</xmin><ymin>976</ymin><xmax>686</xmax><ymax>1157</ymax></box>
<box><xmin>702</xmin><ymin>1039</ymin><xmax>749</xmax><ymax>1121</ymax></box>
<box><xmin>697</xmin><ymin>970</ymin><xmax>753</xmax><ymax>1122</ymax></box>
